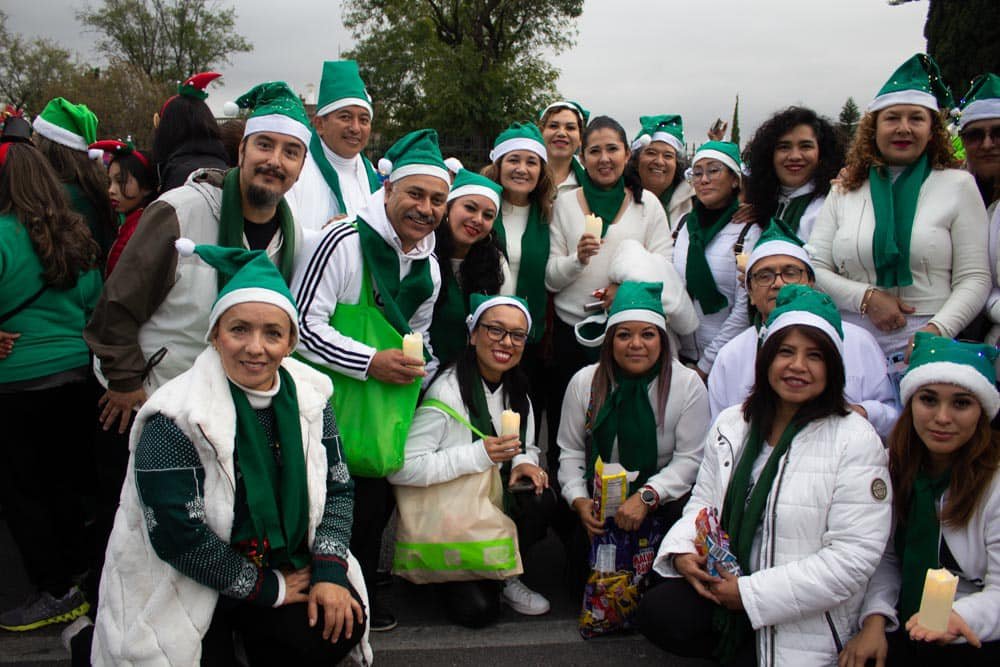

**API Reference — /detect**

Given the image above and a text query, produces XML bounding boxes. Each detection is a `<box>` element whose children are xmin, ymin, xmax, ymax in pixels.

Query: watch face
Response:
<box><xmin>640</xmin><ymin>489</ymin><xmax>656</xmax><ymax>505</ymax></box>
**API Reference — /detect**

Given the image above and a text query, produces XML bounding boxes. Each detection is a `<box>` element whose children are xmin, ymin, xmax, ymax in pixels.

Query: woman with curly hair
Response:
<box><xmin>430</xmin><ymin>170</ymin><xmax>511</xmax><ymax>367</ymax></box>
<box><xmin>810</xmin><ymin>54</ymin><xmax>991</xmax><ymax>360</ymax></box>
<box><xmin>0</xmin><ymin>142</ymin><xmax>101</xmax><ymax>632</ymax></box>
<box><xmin>742</xmin><ymin>106</ymin><xmax>844</xmax><ymax>241</ymax></box>
<box><xmin>841</xmin><ymin>333</ymin><xmax>1000</xmax><ymax>666</ymax></box>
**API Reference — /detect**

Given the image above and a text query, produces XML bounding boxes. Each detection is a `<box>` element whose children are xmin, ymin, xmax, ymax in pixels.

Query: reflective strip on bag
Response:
<box><xmin>393</xmin><ymin>538</ymin><xmax>518</xmax><ymax>572</ymax></box>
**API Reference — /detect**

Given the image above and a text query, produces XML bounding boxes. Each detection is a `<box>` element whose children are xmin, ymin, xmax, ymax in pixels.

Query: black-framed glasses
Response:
<box><xmin>479</xmin><ymin>324</ymin><xmax>528</xmax><ymax>347</ymax></box>
<box><xmin>960</xmin><ymin>125</ymin><xmax>1000</xmax><ymax>147</ymax></box>
<box><xmin>750</xmin><ymin>266</ymin><xmax>807</xmax><ymax>286</ymax></box>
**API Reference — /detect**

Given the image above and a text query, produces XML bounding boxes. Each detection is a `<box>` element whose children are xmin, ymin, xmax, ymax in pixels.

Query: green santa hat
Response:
<box><xmin>447</xmin><ymin>168</ymin><xmax>503</xmax><ymax>211</ymax></box>
<box><xmin>900</xmin><ymin>332</ymin><xmax>1000</xmax><ymax>417</ymax></box>
<box><xmin>489</xmin><ymin>122</ymin><xmax>548</xmax><ymax>163</ymax></box>
<box><xmin>747</xmin><ymin>218</ymin><xmax>813</xmax><ymax>278</ymax></box>
<box><xmin>691</xmin><ymin>140</ymin><xmax>743</xmax><ymax>178</ymax></box>
<box><xmin>538</xmin><ymin>100</ymin><xmax>590</xmax><ymax>126</ymax></box>
<box><xmin>763</xmin><ymin>284</ymin><xmax>844</xmax><ymax>357</ymax></box>
<box><xmin>315</xmin><ymin>60</ymin><xmax>373</xmax><ymax>118</ymax></box>
<box><xmin>33</xmin><ymin>98</ymin><xmax>98</xmax><ymax>152</ymax></box>
<box><xmin>868</xmin><ymin>53</ymin><xmax>953</xmax><ymax>113</ymax></box>
<box><xmin>574</xmin><ymin>281</ymin><xmax>665</xmax><ymax>348</ymax></box>
<box><xmin>227</xmin><ymin>81</ymin><xmax>312</xmax><ymax>147</ymax></box>
<box><xmin>958</xmin><ymin>73</ymin><xmax>1000</xmax><ymax>130</ymax></box>
<box><xmin>631</xmin><ymin>114</ymin><xmax>684</xmax><ymax>153</ymax></box>
<box><xmin>466</xmin><ymin>293</ymin><xmax>532</xmax><ymax>334</ymax></box>
<box><xmin>381</xmin><ymin>128</ymin><xmax>449</xmax><ymax>184</ymax></box>
<box><xmin>174</xmin><ymin>238</ymin><xmax>299</xmax><ymax>344</ymax></box>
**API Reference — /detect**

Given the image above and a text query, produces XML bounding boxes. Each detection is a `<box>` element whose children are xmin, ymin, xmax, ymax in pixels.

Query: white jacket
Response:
<box><xmin>556</xmin><ymin>360</ymin><xmax>710</xmax><ymax>506</ymax></box>
<box><xmin>389</xmin><ymin>368</ymin><xmax>540</xmax><ymax>487</ymax></box>
<box><xmin>291</xmin><ymin>187</ymin><xmax>442</xmax><ymax>381</ymax></box>
<box><xmin>708</xmin><ymin>322</ymin><xmax>900</xmax><ymax>438</ymax></box>
<box><xmin>808</xmin><ymin>169</ymin><xmax>990</xmax><ymax>350</ymax></box>
<box><xmin>654</xmin><ymin>406</ymin><xmax>892</xmax><ymax>667</ymax></box>
<box><xmin>92</xmin><ymin>347</ymin><xmax>371</xmax><ymax>666</ymax></box>
<box><xmin>546</xmin><ymin>188</ymin><xmax>673</xmax><ymax>326</ymax></box>
<box><xmin>673</xmin><ymin>216</ymin><xmax>761</xmax><ymax>373</ymax></box>
<box><xmin>285</xmin><ymin>144</ymin><xmax>377</xmax><ymax>230</ymax></box>
<box><xmin>860</xmin><ymin>470</ymin><xmax>1000</xmax><ymax>643</ymax></box>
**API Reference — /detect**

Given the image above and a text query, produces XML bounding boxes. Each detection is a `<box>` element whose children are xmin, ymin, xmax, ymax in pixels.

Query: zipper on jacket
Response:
<box><xmin>825</xmin><ymin>611</ymin><xmax>843</xmax><ymax>653</ymax></box>
<box><xmin>197</xmin><ymin>424</ymin><xmax>236</xmax><ymax>493</ymax></box>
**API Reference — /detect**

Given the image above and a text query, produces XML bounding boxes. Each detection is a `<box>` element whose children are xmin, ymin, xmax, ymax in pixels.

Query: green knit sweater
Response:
<box><xmin>0</xmin><ymin>213</ymin><xmax>101</xmax><ymax>384</ymax></box>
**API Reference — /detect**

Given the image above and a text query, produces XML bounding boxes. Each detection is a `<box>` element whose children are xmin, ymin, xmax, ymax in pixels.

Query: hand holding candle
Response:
<box><xmin>500</xmin><ymin>409</ymin><xmax>520</xmax><ymax>437</ymax></box>
<box><xmin>402</xmin><ymin>332</ymin><xmax>424</xmax><ymax>362</ymax></box>
<box><xmin>917</xmin><ymin>568</ymin><xmax>959</xmax><ymax>633</ymax></box>
<box><xmin>584</xmin><ymin>213</ymin><xmax>603</xmax><ymax>240</ymax></box>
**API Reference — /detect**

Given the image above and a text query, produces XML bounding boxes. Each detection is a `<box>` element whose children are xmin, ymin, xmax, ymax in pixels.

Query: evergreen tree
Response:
<box><xmin>838</xmin><ymin>97</ymin><xmax>861</xmax><ymax>143</ymax></box>
<box><xmin>730</xmin><ymin>95</ymin><xmax>741</xmax><ymax>147</ymax></box>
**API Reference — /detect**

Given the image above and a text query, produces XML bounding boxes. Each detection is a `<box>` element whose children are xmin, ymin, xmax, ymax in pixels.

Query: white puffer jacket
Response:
<box><xmin>92</xmin><ymin>347</ymin><xmax>372</xmax><ymax>666</ymax></box>
<box><xmin>654</xmin><ymin>406</ymin><xmax>892</xmax><ymax>667</ymax></box>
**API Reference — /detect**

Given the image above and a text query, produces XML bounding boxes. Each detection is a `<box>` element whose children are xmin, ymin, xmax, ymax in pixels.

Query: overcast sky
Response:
<box><xmin>7</xmin><ymin>0</ymin><xmax>928</xmax><ymax>145</ymax></box>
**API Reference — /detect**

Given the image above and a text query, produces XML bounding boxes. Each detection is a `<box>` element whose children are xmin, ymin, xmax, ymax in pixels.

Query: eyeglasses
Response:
<box><xmin>479</xmin><ymin>324</ymin><xmax>528</xmax><ymax>347</ymax></box>
<box><xmin>689</xmin><ymin>165</ymin><xmax>728</xmax><ymax>181</ymax></box>
<box><xmin>750</xmin><ymin>266</ymin><xmax>807</xmax><ymax>286</ymax></box>
<box><xmin>960</xmin><ymin>125</ymin><xmax>1000</xmax><ymax>147</ymax></box>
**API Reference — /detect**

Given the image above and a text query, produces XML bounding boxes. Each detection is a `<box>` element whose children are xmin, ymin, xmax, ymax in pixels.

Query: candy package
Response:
<box><xmin>693</xmin><ymin>506</ymin><xmax>741</xmax><ymax>577</ymax></box>
<box><xmin>593</xmin><ymin>457</ymin><xmax>638</xmax><ymax>523</ymax></box>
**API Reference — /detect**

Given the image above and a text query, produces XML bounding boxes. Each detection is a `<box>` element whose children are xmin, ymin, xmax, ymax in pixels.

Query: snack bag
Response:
<box><xmin>593</xmin><ymin>457</ymin><xmax>637</xmax><ymax>523</ymax></box>
<box><xmin>693</xmin><ymin>507</ymin><xmax>741</xmax><ymax>577</ymax></box>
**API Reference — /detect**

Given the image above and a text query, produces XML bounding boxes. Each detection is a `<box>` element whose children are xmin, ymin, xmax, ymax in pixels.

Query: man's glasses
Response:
<box><xmin>750</xmin><ymin>266</ymin><xmax>807</xmax><ymax>286</ymax></box>
<box><xmin>960</xmin><ymin>125</ymin><xmax>1000</xmax><ymax>147</ymax></box>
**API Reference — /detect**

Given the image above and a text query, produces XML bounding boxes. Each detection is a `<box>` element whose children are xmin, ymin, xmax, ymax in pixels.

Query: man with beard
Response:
<box><xmin>291</xmin><ymin>129</ymin><xmax>450</xmax><ymax>631</ymax></box>
<box><xmin>286</xmin><ymin>60</ymin><xmax>381</xmax><ymax>229</ymax></box>
<box><xmin>85</xmin><ymin>81</ymin><xmax>311</xmax><ymax>432</ymax></box>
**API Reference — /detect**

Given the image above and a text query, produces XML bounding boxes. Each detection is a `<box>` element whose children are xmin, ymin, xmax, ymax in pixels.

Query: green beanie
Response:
<box><xmin>316</xmin><ymin>60</ymin><xmax>372</xmax><ymax>117</ymax></box>
<box><xmin>34</xmin><ymin>98</ymin><xmax>98</xmax><ymax>152</ymax></box>
<box><xmin>900</xmin><ymin>332</ymin><xmax>1000</xmax><ymax>417</ymax></box>
<box><xmin>764</xmin><ymin>284</ymin><xmax>844</xmax><ymax>356</ymax></box>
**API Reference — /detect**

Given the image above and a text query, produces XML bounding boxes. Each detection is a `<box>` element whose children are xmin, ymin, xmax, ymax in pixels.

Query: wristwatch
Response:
<box><xmin>639</xmin><ymin>486</ymin><xmax>659</xmax><ymax>507</ymax></box>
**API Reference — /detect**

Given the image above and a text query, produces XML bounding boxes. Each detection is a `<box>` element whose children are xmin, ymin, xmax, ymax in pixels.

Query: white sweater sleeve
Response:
<box><xmin>556</xmin><ymin>366</ymin><xmax>594</xmax><ymax>505</ymax></box>
<box><xmin>545</xmin><ymin>194</ymin><xmax>586</xmax><ymax>292</ymax></box>
<box><xmin>644</xmin><ymin>369</ymin><xmax>710</xmax><ymax>503</ymax></box>
<box><xmin>291</xmin><ymin>224</ymin><xmax>376</xmax><ymax>380</ymax></box>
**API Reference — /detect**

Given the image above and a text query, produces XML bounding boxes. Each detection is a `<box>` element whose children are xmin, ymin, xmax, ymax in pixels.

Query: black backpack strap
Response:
<box><xmin>733</xmin><ymin>221</ymin><xmax>756</xmax><ymax>257</ymax></box>
<box><xmin>671</xmin><ymin>215</ymin><xmax>688</xmax><ymax>242</ymax></box>
<box><xmin>0</xmin><ymin>283</ymin><xmax>47</xmax><ymax>326</ymax></box>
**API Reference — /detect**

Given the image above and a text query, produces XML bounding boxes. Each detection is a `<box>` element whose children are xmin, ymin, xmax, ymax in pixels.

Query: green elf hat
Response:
<box><xmin>381</xmin><ymin>128</ymin><xmax>449</xmax><ymax>185</ymax></box>
<box><xmin>868</xmin><ymin>53</ymin><xmax>954</xmax><ymax>113</ymax></box>
<box><xmin>174</xmin><ymin>238</ymin><xmax>299</xmax><ymax>344</ymax></box>
<box><xmin>574</xmin><ymin>281</ymin><xmax>666</xmax><ymax>348</ymax></box>
<box><xmin>763</xmin><ymin>284</ymin><xmax>844</xmax><ymax>357</ymax></box>
<box><xmin>631</xmin><ymin>114</ymin><xmax>684</xmax><ymax>153</ymax></box>
<box><xmin>226</xmin><ymin>81</ymin><xmax>312</xmax><ymax>147</ymax></box>
<box><xmin>33</xmin><ymin>98</ymin><xmax>98</xmax><ymax>152</ymax></box>
<box><xmin>958</xmin><ymin>73</ymin><xmax>1000</xmax><ymax>130</ymax></box>
<box><xmin>691</xmin><ymin>140</ymin><xmax>743</xmax><ymax>178</ymax></box>
<box><xmin>447</xmin><ymin>168</ymin><xmax>503</xmax><ymax>211</ymax></box>
<box><xmin>466</xmin><ymin>293</ymin><xmax>532</xmax><ymax>334</ymax></box>
<box><xmin>900</xmin><ymin>332</ymin><xmax>1000</xmax><ymax>417</ymax></box>
<box><xmin>747</xmin><ymin>218</ymin><xmax>813</xmax><ymax>278</ymax></box>
<box><xmin>489</xmin><ymin>122</ymin><xmax>548</xmax><ymax>163</ymax></box>
<box><xmin>315</xmin><ymin>60</ymin><xmax>373</xmax><ymax>118</ymax></box>
<box><xmin>538</xmin><ymin>99</ymin><xmax>590</xmax><ymax>126</ymax></box>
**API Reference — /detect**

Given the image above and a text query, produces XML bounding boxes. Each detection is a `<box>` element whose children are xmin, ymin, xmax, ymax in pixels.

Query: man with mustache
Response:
<box><xmin>292</xmin><ymin>128</ymin><xmax>450</xmax><ymax>631</ymax></box>
<box><xmin>85</xmin><ymin>81</ymin><xmax>310</xmax><ymax>433</ymax></box>
<box><xmin>286</xmin><ymin>60</ymin><xmax>381</xmax><ymax>230</ymax></box>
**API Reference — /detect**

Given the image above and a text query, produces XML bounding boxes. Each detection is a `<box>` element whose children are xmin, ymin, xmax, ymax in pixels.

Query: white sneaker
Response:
<box><xmin>502</xmin><ymin>577</ymin><xmax>550</xmax><ymax>615</ymax></box>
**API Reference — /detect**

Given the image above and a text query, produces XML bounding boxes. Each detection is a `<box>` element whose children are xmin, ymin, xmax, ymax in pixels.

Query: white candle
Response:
<box><xmin>500</xmin><ymin>409</ymin><xmax>520</xmax><ymax>437</ymax></box>
<box><xmin>584</xmin><ymin>213</ymin><xmax>603</xmax><ymax>240</ymax></box>
<box><xmin>917</xmin><ymin>568</ymin><xmax>959</xmax><ymax>632</ymax></box>
<box><xmin>402</xmin><ymin>332</ymin><xmax>424</xmax><ymax>361</ymax></box>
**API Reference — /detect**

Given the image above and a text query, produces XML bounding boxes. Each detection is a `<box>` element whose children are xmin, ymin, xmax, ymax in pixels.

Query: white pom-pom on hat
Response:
<box><xmin>175</xmin><ymin>237</ymin><xmax>196</xmax><ymax>257</ymax></box>
<box><xmin>638</xmin><ymin>134</ymin><xmax>652</xmax><ymax>147</ymax></box>
<box><xmin>222</xmin><ymin>101</ymin><xmax>240</xmax><ymax>117</ymax></box>
<box><xmin>378</xmin><ymin>157</ymin><xmax>392</xmax><ymax>175</ymax></box>
<box><xmin>88</xmin><ymin>148</ymin><xmax>104</xmax><ymax>161</ymax></box>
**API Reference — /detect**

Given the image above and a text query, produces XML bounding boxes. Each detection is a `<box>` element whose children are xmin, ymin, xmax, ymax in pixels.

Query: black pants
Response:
<box><xmin>635</xmin><ymin>575</ymin><xmax>756</xmax><ymax>666</ymax></box>
<box><xmin>435</xmin><ymin>580</ymin><xmax>503</xmax><ymax>628</ymax></box>
<box><xmin>201</xmin><ymin>584</ymin><xmax>366</xmax><ymax>666</ymax></box>
<box><xmin>544</xmin><ymin>317</ymin><xmax>599</xmax><ymax>478</ymax></box>
<box><xmin>886</xmin><ymin>627</ymin><xmax>1000</xmax><ymax>666</ymax></box>
<box><xmin>0</xmin><ymin>380</ymin><xmax>92</xmax><ymax>596</ymax></box>
<box><xmin>350</xmin><ymin>476</ymin><xmax>395</xmax><ymax>606</ymax></box>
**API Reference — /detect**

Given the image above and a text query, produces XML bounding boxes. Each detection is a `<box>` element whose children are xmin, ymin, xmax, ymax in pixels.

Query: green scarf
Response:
<box><xmin>428</xmin><ymin>268</ymin><xmax>468</xmax><ymax>368</ymax></box>
<box><xmin>869</xmin><ymin>154</ymin><xmax>931</xmax><ymax>288</ymax></box>
<box><xmin>356</xmin><ymin>218</ymin><xmax>435</xmax><ymax>336</ymax></box>
<box><xmin>581</xmin><ymin>176</ymin><xmax>626</xmax><ymax>237</ymax></box>
<box><xmin>714</xmin><ymin>418</ymin><xmax>805</xmax><ymax>663</ymax></box>
<box><xmin>494</xmin><ymin>203</ymin><xmax>549</xmax><ymax>343</ymax></box>
<box><xmin>217</xmin><ymin>168</ymin><xmax>297</xmax><ymax>290</ymax></box>
<box><xmin>570</xmin><ymin>157</ymin><xmax>589</xmax><ymax>188</ymax></box>
<box><xmin>895</xmin><ymin>468</ymin><xmax>951</xmax><ymax>624</ymax></box>
<box><xmin>776</xmin><ymin>192</ymin><xmax>815</xmax><ymax>235</ymax></box>
<box><xmin>684</xmin><ymin>199</ymin><xmax>740</xmax><ymax>315</ymax></box>
<box><xmin>228</xmin><ymin>367</ymin><xmax>310</xmax><ymax>569</ymax></box>
<box><xmin>308</xmin><ymin>132</ymin><xmax>381</xmax><ymax>213</ymax></box>
<box><xmin>587</xmin><ymin>365</ymin><xmax>660</xmax><ymax>494</ymax></box>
